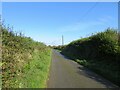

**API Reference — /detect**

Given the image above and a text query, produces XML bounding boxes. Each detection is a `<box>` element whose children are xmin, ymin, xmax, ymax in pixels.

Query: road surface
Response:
<box><xmin>47</xmin><ymin>50</ymin><xmax>118</xmax><ymax>88</ymax></box>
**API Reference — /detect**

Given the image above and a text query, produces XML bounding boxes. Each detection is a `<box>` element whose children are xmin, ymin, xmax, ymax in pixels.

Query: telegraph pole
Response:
<box><xmin>62</xmin><ymin>35</ymin><xmax>64</xmax><ymax>46</ymax></box>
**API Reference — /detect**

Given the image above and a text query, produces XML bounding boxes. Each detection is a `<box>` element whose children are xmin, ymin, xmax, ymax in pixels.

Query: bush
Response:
<box><xmin>1</xmin><ymin>24</ymin><xmax>51</xmax><ymax>88</ymax></box>
<box><xmin>61</xmin><ymin>28</ymin><xmax>120</xmax><ymax>86</ymax></box>
<box><xmin>62</xmin><ymin>28</ymin><xmax>119</xmax><ymax>62</ymax></box>
<box><xmin>53</xmin><ymin>45</ymin><xmax>66</xmax><ymax>51</ymax></box>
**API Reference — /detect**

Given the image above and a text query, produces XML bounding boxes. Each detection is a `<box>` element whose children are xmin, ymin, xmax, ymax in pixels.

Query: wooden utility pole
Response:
<box><xmin>62</xmin><ymin>35</ymin><xmax>64</xmax><ymax>46</ymax></box>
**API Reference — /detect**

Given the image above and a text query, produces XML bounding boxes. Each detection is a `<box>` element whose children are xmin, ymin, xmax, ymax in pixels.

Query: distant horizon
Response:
<box><xmin>1</xmin><ymin>25</ymin><xmax>118</xmax><ymax>46</ymax></box>
<box><xmin>2</xmin><ymin>2</ymin><xmax>118</xmax><ymax>46</ymax></box>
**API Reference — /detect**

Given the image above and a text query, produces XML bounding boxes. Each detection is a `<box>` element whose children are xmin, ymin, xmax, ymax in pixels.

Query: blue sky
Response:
<box><xmin>2</xmin><ymin>2</ymin><xmax>118</xmax><ymax>46</ymax></box>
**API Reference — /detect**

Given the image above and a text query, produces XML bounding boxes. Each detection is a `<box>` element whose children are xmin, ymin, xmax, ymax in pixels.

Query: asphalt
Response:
<box><xmin>47</xmin><ymin>49</ymin><xmax>118</xmax><ymax>88</ymax></box>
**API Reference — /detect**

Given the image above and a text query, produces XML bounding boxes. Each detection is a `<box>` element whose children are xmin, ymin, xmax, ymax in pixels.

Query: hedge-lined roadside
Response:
<box><xmin>1</xmin><ymin>23</ymin><xmax>51</xmax><ymax>88</ymax></box>
<box><xmin>60</xmin><ymin>28</ymin><xmax>120</xmax><ymax>86</ymax></box>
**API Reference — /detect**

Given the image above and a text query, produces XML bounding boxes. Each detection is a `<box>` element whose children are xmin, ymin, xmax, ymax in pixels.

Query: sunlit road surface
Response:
<box><xmin>47</xmin><ymin>50</ymin><xmax>118</xmax><ymax>88</ymax></box>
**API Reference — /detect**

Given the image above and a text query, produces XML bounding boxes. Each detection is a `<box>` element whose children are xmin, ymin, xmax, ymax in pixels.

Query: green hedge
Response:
<box><xmin>1</xmin><ymin>25</ymin><xmax>51</xmax><ymax>88</ymax></box>
<box><xmin>62</xmin><ymin>29</ymin><xmax>119</xmax><ymax>61</ymax></box>
<box><xmin>61</xmin><ymin>28</ymin><xmax>120</xmax><ymax>86</ymax></box>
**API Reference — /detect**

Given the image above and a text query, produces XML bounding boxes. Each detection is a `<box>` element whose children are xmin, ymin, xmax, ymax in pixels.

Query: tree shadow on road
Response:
<box><xmin>77</xmin><ymin>66</ymin><xmax>118</xmax><ymax>88</ymax></box>
<box><xmin>58</xmin><ymin>50</ymin><xmax>119</xmax><ymax>88</ymax></box>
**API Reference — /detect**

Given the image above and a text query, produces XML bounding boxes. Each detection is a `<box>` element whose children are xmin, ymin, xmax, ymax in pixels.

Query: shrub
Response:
<box><xmin>61</xmin><ymin>28</ymin><xmax>120</xmax><ymax>86</ymax></box>
<box><xmin>1</xmin><ymin>24</ymin><xmax>50</xmax><ymax>88</ymax></box>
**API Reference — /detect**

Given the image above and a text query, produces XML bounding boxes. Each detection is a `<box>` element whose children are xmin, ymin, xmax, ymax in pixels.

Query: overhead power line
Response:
<box><xmin>79</xmin><ymin>2</ymin><xmax>99</xmax><ymax>21</ymax></box>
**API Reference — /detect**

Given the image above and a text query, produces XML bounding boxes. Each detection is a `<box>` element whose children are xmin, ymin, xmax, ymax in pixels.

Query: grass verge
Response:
<box><xmin>18</xmin><ymin>48</ymin><xmax>51</xmax><ymax>88</ymax></box>
<box><xmin>74</xmin><ymin>59</ymin><xmax>120</xmax><ymax>86</ymax></box>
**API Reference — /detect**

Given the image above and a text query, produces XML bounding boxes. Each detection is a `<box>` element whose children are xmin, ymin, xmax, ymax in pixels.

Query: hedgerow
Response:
<box><xmin>1</xmin><ymin>21</ymin><xmax>51</xmax><ymax>88</ymax></box>
<box><xmin>61</xmin><ymin>28</ymin><xmax>120</xmax><ymax>86</ymax></box>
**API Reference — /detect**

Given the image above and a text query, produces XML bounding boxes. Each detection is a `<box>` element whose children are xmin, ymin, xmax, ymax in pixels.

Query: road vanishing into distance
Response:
<box><xmin>47</xmin><ymin>50</ymin><xmax>118</xmax><ymax>88</ymax></box>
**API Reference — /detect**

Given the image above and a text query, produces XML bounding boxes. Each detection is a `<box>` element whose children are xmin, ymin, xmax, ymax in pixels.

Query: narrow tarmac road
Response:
<box><xmin>47</xmin><ymin>50</ymin><xmax>118</xmax><ymax>88</ymax></box>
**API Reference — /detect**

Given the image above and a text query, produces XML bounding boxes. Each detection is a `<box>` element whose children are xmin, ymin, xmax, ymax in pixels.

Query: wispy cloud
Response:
<box><xmin>57</xmin><ymin>21</ymin><xmax>102</xmax><ymax>33</ymax></box>
<box><xmin>98</xmin><ymin>16</ymin><xmax>115</xmax><ymax>23</ymax></box>
<box><xmin>57</xmin><ymin>15</ymin><xmax>116</xmax><ymax>33</ymax></box>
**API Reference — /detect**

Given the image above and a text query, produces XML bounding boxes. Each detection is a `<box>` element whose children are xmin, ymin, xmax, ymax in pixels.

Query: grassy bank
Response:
<box><xmin>19</xmin><ymin>48</ymin><xmax>51</xmax><ymax>88</ymax></box>
<box><xmin>1</xmin><ymin>23</ymin><xmax>51</xmax><ymax>88</ymax></box>
<box><xmin>60</xmin><ymin>28</ymin><xmax>120</xmax><ymax>86</ymax></box>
